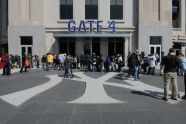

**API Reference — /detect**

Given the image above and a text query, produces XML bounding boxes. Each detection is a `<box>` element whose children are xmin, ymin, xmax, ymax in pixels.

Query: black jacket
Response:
<box><xmin>161</xmin><ymin>54</ymin><xmax>181</xmax><ymax>72</ymax></box>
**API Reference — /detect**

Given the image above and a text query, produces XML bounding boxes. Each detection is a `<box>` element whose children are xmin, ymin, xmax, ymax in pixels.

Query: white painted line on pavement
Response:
<box><xmin>0</xmin><ymin>71</ymin><xmax>183</xmax><ymax>106</ymax></box>
<box><xmin>68</xmin><ymin>72</ymin><xmax>124</xmax><ymax>104</ymax></box>
<box><xmin>0</xmin><ymin>75</ymin><xmax>62</xmax><ymax>107</ymax></box>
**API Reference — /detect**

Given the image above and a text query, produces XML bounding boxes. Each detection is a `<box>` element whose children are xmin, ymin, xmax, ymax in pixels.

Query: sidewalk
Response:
<box><xmin>0</xmin><ymin>69</ymin><xmax>185</xmax><ymax>124</ymax></box>
<box><xmin>0</xmin><ymin>68</ymin><xmax>21</xmax><ymax>75</ymax></box>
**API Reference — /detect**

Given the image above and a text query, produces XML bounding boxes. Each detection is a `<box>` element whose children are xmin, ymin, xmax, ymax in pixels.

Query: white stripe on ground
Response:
<box><xmin>68</xmin><ymin>72</ymin><xmax>123</xmax><ymax>104</ymax></box>
<box><xmin>0</xmin><ymin>75</ymin><xmax>62</xmax><ymax>107</ymax></box>
<box><xmin>105</xmin><ymin>78</ymin><xmax>184</xmax><ymax>104</ymax></box>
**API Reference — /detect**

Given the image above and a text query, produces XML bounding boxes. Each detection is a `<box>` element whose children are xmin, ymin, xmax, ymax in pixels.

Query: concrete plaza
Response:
<box><xmin>0</xmin><ymin>68</ymin><xmax>186</xmax><ymax>124</ymax></box>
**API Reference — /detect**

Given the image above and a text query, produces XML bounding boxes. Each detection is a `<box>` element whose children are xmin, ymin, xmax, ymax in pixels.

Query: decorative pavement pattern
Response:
<box><xmin>0</xmin><ymin>69</ymin><xmax>186</xmax><ymax>124</ymax></box>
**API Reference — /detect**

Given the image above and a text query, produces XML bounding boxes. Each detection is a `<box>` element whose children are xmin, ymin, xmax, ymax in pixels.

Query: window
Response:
<box><xmin>172</xmin><ymin>0</ymin><xmax>181</xmax><ymax>28</ymax></box>
<box><xmin>158</xmin><ymin>0</ymin><xmax>160</xmax><ymax>20</ymax></box>
<box><xmin>85</xmin><ymin>0</ymin><xmax>98</xmax><ymax>19</ymax></box>
<box><xmin>20</xmin><ymin>36</ymin><xmax>33</xmax><ymax>45</ymax></box>
<box><xmin>150</xmin><ymin>36</ymin><xmax>162</xmax><ymax>45</ymax></box>
<box><xmin>110</xmin><ymin>0</ymin><xmax>123</xmax><ymax>20</ymax></box>
<box><xmin>172</xmin><ymin>0</ymin><xmax>179</xmax><ymax>20</ymax></box>
<box><xmin>60</xmin><ymin>0</ymin><xmax>73</xmax><ymax>19</ymax></box>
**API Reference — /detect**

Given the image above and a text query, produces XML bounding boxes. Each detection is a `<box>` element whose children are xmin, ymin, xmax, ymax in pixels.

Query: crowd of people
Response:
<box><xmin>0</xmin><ymin>52</ymin><xmax>125</xmax><ymax>77</ymax></box>
<box><xmin>0</xmin><ymin>53</ymin><xmax>40</xmax><ymax>75</ymax></box>
<box><xmin>126</xmin><ymin>50</ymin><xmax>160</xmax><ymax>80</ymax></box>
<box><xmin>40</xmin><ymin>53</ymin><xmax>124</xmax><ymax>78</ymax></box>
<box><xmin>126</xmin><ymin>48</ymin><xmax>186</xmax><ymax>101</ymax></box>
<box><xmin>0</xmin><ymin>48</ymin><xmax>186</xmax><ymax>101</ymax></box>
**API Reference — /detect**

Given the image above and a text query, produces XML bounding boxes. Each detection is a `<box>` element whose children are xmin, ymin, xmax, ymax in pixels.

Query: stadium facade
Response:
<box><xmin>7</xmin><ymin>0</ymin><xmax>186</xmax><ymax>62</ymax></box>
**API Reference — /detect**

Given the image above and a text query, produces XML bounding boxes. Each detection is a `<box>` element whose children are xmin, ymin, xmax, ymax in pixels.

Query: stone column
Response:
<box><xmin>101</xmin><ymin>38</ymin><xmax>108</xmax><ymax>59</ymax></box>
<box><xmin>45</xmin><ymin>33</ymin><xmax>56</xmax><ymax>54</ymax></box>
<box><xmin>129</xmin><ymin>33</ymin><xmax>132</xmax><ymax>52</ymax></box>
<box><xmin>124</xmin><ymin>37</ymin><xmax>129</xmax><ymax>65</ymax></box>
<box><xmin>76</xmin><ymin>39</ymin><xmax>84</xmax><ymax>56</ymax></box>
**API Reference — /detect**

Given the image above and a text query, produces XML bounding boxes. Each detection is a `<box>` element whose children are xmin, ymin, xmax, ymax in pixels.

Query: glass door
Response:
<box><xmin>149</xmin><ymin>45</ymin><xmax>161</xmax><ymax>62</ymax></box>
<box><xmin>21</xmin><ymin>46</ymin><xmax>32</xmax><ymax>56</ymax></box>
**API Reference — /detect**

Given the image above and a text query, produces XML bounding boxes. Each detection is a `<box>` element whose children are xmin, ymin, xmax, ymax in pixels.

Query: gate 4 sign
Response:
<box><xmin>68</xmin><ymin>20</ymin><xmax>116</xmax><ymax>33</ymax></box>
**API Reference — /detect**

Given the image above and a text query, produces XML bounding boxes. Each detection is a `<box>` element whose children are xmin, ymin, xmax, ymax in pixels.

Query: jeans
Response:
<box><xmin>148</xmin><ymin>67</ymin><xmax>155</xmax><ymax>75</ymax></box>
<box><xmin>128</xmin><ymin>66</ymin><xmax>139</xmax><ymax>79</ymax></box>
<box><xmin>64</xmin><ymin>68</ymin><xmax>72</xmax><ymax>78</ymax></box>
<box><xmin>42</xmin><ymin>62</ymin><xmax>46</xmax><ymax>70</ymax></box>
<box><xmin>134</xmin><ymin>66</ymin><xmax>140</xmax><ymax>80</ymax></box>
<box><xmin>46</xmin><ymin>62</ymin><xmax>52</xmax><ymax>71</ymax></box>
<box><xmin>3</xmin><ymin>65</ymin><xmax>11</xmax><ymax>75</ymax></box>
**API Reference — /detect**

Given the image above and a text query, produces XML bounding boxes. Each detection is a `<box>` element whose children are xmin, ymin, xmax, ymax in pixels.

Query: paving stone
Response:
<box><xmin>101</xmin><ymin>112</ymin><xmax>132</xmax><ymax>124</ymax></box>
<box><xmin>74</xmin><ymin>104</ymin><xmax>100</xmax><ymax>113</ymax></box>
<box><xmin>37</xmin><ymin>113</ymin><xmax>71</xmax><ymax>124</ymax></box>
<box><xmin>46</xmin><ymin>103</ymin><xmax>74</xmax><ymax>113</ymax></box>
<box><xmin>20</xmin><ymin>103</ymin><xmax>49</xmax><ymax>113</ymax></box>
<box><xmin>69</xmin><ymin>113</ymin><xmax>102</xmax><ymax>124</ymax></box>
<box><xmin>5</xmin><ymin>113</ymin><xmax>42</xmax><ymax>124</ymax></box>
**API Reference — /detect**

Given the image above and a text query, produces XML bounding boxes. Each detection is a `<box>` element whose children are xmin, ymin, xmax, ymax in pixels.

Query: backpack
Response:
<box><xmin>181</xmin><ymin>58</ymin><xmax>186</xmax><ymax>72</ymax></box>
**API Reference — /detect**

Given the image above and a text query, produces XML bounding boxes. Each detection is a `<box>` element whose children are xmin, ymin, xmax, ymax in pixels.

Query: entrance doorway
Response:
<box><xmin>149</xmin><ymin>36</ymin><xmax>162</xmax><ymax>62</ymax></box>
<box><xmin>20</xmin><ymin>36</ymin><xmax>33</xmax><ymax>57</ymax></box>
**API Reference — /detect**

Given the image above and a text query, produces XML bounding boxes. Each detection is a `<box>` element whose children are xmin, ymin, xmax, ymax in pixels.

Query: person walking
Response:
<box><xmin>20</xmin><ymin>54</ymin><xmax>29</xmax><ymax>73</ymax></box>
<box><xmin>161</xmin><ymin>48</ymin><xmax>181</xmax><ymax>101</ymax></box>
<box><xmin>6</xmin><ymin>55</ymin><xmax>12</xmax><ymax>76</ymax></box>
<box><xmin>1</xmin><ymin>52</ymin><xmax>9</xmax><ymax>76</ymax></box>
<box><xmin>58</xmin><ymin>53</ymin><xmax>66</xmax><ymax>70</ymax></box>
<box><xmin>128</xmin><ymin>52</ymin><xmax>141</xmax><ymax>80</ymax></box>
<box><xmin>36</xmin><ymin>55</ymin><xmax>40</xmax><ymax>68</ymax></box>
<box><xmin>46</xmin><ymin>53</ymin><xmax>54</xmax><ymax>71</ymax></box>
<box><xmin>41</xmin><ymin>55</ymin><xmax>47</xmax><ymax>70</ymax></box>
<box><xmin>64</xmin><ymin>55</ymin><xmax>72</xmax><ymax>78</ymax></box>
<box><xmin>117</xmin><ymin>54</ymin><xmax>123</xmax><ymax>72</ymax></box>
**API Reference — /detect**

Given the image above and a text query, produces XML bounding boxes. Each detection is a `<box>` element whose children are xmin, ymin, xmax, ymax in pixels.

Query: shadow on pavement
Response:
<box><xmin>131</xmin><ymin>90</ymin><xmax>164</xmax><ymax>100</ymax></box>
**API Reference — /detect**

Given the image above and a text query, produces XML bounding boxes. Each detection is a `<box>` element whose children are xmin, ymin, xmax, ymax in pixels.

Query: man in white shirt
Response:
<box><xmin>117</xmin><ymin>54</ymin><xmax>123</xmax><ymax>72</ymax></box>
<box><xmin>58</xmin><ymin>53</ymin><xmax>66</xmax><ymax>70</ymax></box>
<box><xmin>147</xmin><ymin>53</ymin><xmax>157</xmax><ymax>75</ymax></box>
